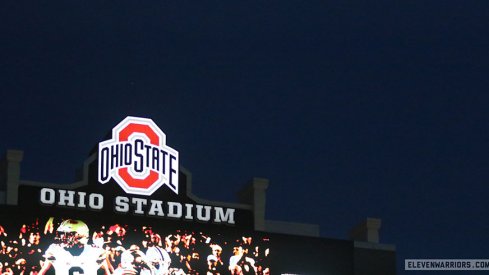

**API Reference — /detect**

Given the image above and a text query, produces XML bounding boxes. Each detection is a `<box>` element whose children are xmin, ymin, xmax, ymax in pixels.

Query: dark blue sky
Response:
<box><xmin>2</xmin><ymin>1</ymin><xmax>489</xmax><ymax>273</ymax></box>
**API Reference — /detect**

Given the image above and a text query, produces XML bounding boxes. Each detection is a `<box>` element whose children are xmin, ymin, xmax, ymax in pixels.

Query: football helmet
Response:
<box><xmin>55</xmin><ymin>219</ymin><xmax>89</xmax><ymax>248</ymax></box>
<box><xmin>146</xmin><ymin>246</ymin><xmax>171</xmax><ymax>272</ymax></box>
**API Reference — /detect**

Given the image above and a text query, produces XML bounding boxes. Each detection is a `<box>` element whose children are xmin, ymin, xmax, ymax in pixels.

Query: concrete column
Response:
<box><xmin>349</xmin><ymin>217</ymin><xmax>382</xmax><ymax>243</ymax></box>
<box><xmin>238</xmin><ymin>178</ymin><xmax>269</xmax><ymax>231</ymax></box>
<box><xmin>5</xmin><ymin>150</ymin><xmax>23</xmax><ymax>205</ymax></box>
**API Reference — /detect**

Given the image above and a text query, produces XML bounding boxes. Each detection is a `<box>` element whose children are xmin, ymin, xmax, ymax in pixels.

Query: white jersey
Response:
<box><xmin>44</xmin><ymin>244</ymin><xmax>106</xmax><ymax>275</ymax></box>
<box><xmin>146</xmin><ymin>246</ymin><xmax>171</xmax><ymax>275</ymax></box>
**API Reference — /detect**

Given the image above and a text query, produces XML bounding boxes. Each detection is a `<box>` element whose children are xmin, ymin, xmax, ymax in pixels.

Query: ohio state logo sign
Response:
<box><xmin>98</xmin><ymin>117</ymin><xmax>179</xmax><ymax>196</ymax></box>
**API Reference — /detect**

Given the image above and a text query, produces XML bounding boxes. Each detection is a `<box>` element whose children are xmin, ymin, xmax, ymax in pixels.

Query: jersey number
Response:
<box><xmin>69</xmin><ymin>266</ymin><xmax>84</xmax><ymax>275</ymax></box>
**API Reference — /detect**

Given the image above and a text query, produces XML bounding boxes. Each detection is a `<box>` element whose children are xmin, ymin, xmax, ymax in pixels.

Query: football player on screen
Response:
<box><xmin>144</xmin><ymin>233</ymin><xmax>171</xmax><ymax>275</ymax></box>
<box><xmin>39</xmin><ymin>219</ymin><xmax>112</xmax><ymax>275</ymax></box>
<box><xmin>114</xmin><ymin>247</ymin><xmax>156</xmax><ymax>275</ymax></box>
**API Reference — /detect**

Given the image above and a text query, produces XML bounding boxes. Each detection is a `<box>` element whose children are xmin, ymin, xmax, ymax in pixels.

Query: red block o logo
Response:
<box><xmin>98</xmin><ymin>117</ymin><xmax>179</xmax><ymax>196</ymax></box>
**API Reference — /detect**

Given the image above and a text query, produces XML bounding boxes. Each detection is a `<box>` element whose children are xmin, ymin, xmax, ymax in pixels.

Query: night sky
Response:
<box><xmin>2</xmin><ymin>1</ymin><xmax>489</xmax><ymax>273</ymax></box>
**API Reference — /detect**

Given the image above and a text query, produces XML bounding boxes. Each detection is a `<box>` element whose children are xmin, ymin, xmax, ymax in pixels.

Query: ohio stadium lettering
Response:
<box><xmin>39</xmin><ymin>188</ymin><xmax>104</xmax><ymax>210</ymax></box>
<box><xmin>113</xmin><ymin>196</ymin><xmax>235</xmax><ymax>224</ymax></box>
<box><xmin>39</xmin><ymin>188</ymin><xmax>235</xmax><ymax>225</ymax></box>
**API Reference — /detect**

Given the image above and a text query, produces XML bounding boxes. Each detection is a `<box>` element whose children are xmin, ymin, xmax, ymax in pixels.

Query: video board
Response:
<box><xmin>0</xmin><ymin>210</ymin><xmax>271</xmax><ymax>275</ymax></box>
<box><xmin>0</xmin><ymin>209</ymin><xmax>353</xmax><ymax>275</ymax></box>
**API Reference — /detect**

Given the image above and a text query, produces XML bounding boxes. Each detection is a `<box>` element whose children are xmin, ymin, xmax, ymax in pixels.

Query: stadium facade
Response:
<box><xmin>0</xmin><ymin>116</ymin><xmax>396</xmax><ymax>274</ymax></box>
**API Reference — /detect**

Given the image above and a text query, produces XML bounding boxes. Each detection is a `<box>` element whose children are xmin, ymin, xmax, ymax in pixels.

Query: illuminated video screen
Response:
<box><xmin>0</xmin><ymin>212</ymin><xmax>271</xmax><ymax>275</ymax></box>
